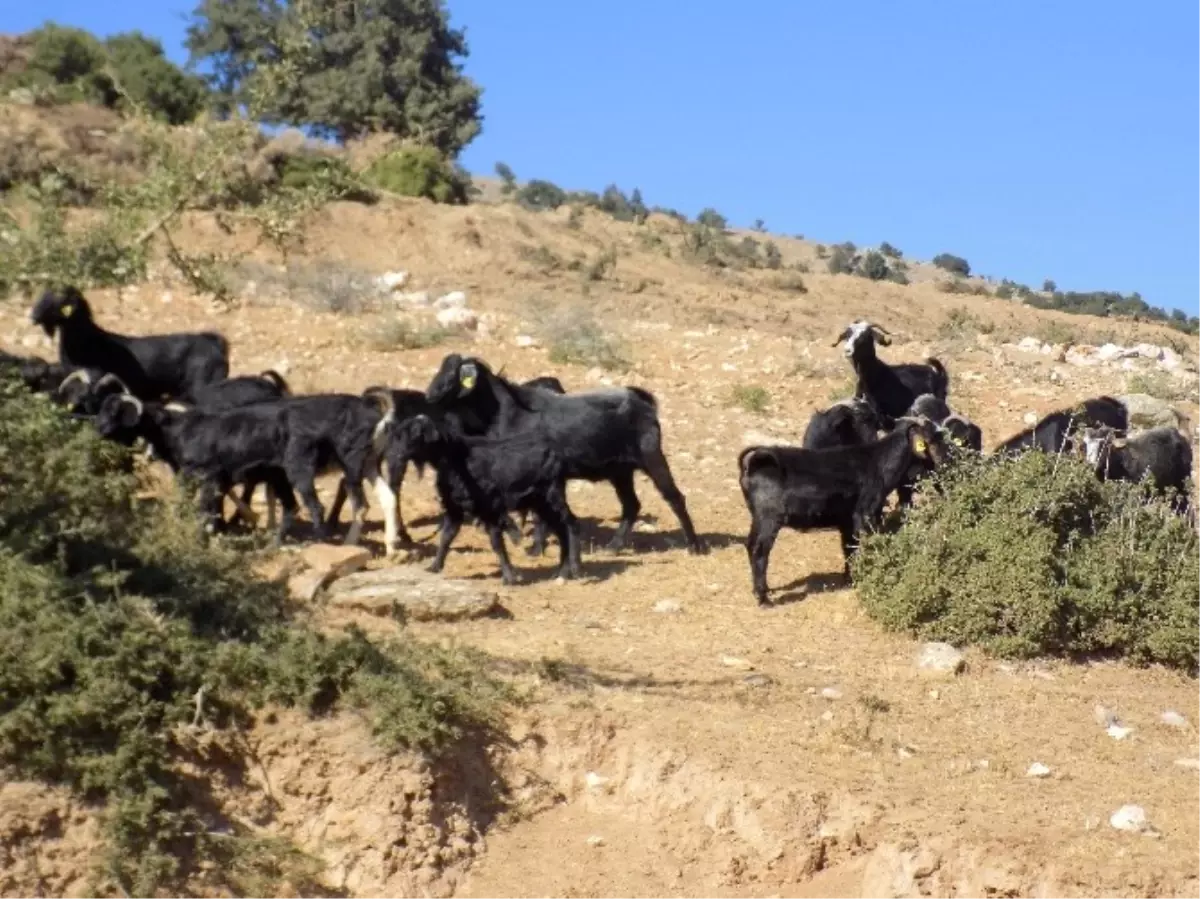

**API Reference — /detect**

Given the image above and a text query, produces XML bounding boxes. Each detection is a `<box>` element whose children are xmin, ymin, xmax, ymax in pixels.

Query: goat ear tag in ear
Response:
<box><xmin>61</xmin><ymin>302</ymin><xmax>75</xmax><ymax>318</ymax></box>
<box><xmin>912</xmin><ymin>435</ymin><xmax>928</xmax><ymax>457</ymax></box>
<box><xmin>459</xmin><ymin>363</ymin><xmax>477</xmax><ymax>390</ymax></box>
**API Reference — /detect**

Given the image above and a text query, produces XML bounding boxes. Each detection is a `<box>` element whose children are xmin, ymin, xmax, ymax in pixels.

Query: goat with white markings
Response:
<box><xmin>833</xmin><ymin>321</ymin><xmax>949</xmax><ymax>424</ymax></box>
<box><xmin>739</xmin><ymin>418</ymin><xmax>948</xmax><ymax>606</ymax></box>
<box><xmin>31</xmin><ymin>286</ymin><xmax>229</xmax><ymax>402</ymax></box>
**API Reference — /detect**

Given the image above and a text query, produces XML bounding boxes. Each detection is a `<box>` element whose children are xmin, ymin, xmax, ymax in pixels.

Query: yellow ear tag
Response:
<box><xmin>61</xmin><ymin>302</ymin><xmax>75</xmax><ymax>318</ymax></box>
<box><xmin>913</xmin><ymin>436</ymin><xmax>928</xmax><ymax>456</ymax></box>
<box><xmin>460</xmin><ymin>373</ymin><xmax>476</xmax><ymax>390</ymax></box>
<box><xmin>951</xmin><ymin>436</ymin><xmax>964</xmax><ymax>448</ymax></box>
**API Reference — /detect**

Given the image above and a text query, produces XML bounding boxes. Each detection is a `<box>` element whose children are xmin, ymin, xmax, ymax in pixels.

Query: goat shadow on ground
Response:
<box><xmin>767</xmin><ymin>571</ymin><xmax>851</xmax><ymax>607</ymax></box>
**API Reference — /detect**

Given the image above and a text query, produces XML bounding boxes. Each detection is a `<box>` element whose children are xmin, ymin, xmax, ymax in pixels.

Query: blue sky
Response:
<box><xmin>5</xmin><ymin>1</ymin><xmax>1197</xmax><ymax>315</ymax></box>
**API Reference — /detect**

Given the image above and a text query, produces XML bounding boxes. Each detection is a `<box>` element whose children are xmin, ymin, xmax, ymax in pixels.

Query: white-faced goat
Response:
<box><xmin>739</xmin><ymin>418</ymin><xmax>947</xmax><ymax>606</ymax></box>
<box><xmin>802</xmin><ymin>397</ymin><xmax>882</xmax><ymax>450</ymax></box>
<box><xmin>1081</xmin><ymin>426</ymin><xmax>1193</xmax><ymax>511</ymax></box>
<box><xmin>994</xmin><ymin>396</ymin><xmax>1128</xmax><ymax>455</ymax></box>
<box><xmin>389</xmin><ymin>414</ymin><xmax>583</xmax><ymax>584</ymax></box>
<box><xmin>94</xmin><ymin>390</ymin><xmax>394</xmax><ymax>546</ymax></box>
<box><xmin>31</xmin><ymin>286</ymin><xmax>230</xmax><ymax>402</ymax></box>
<box><xmin>833</xmin><ymin>321</ymin><xmax>949</xmax><ymax>423</ymax></box>
<box><xmin>424</xmin><ymin>354</ymin><xmax>707</xmax><ymax>555</ymax></box>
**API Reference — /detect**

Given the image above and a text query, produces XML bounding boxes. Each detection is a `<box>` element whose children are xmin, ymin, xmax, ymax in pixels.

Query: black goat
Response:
<box><xmin>994</xmin><ymin>396</ymin><xmax>1128</xmax><ymax>455</ymax></box>
<box><xmin>906</xmin><ymin>393</ymin><xmax>952</xmax><ymax>424</ymax></box>
<box><xmin>739</xmin><ymin>418</ymin><xmax>947</xmax><ymax>606</ymax></box>
<box><xmin>833</xmin><ymin>321</ymin><xmax>949</xmax><ymax>423</ymax></box>
<box><xmin>802</xmin><ymin>397</ymin><xmax>882</xmax><ymax>450</ymax></box>
<box><xmin>941</xmin><ymin>413</ymin><xmax>983</xmax><ymax>453</ymax></box>
<box><xmin>390</xmin><ymin>414</ymin><xmax>582</xmax><ymax>584</ymax></box>
<box><xmin>95</xmin><ymin>390</ymin><xmax>394</xmax><ymax>545</ymax></box>
<box><xmin>55</xmin><ymin>369</ymin><xmax>130</xmax><ymax>415</ymax></box>
<box><xmin>425</xmin><ymin>354</ymin><xmax>706</xmax><ymax>554</ymax></box>
<box><xmin>31</xmin><ymin>285</ymin><xmax>229</xmax><ymax>402</ymax></box>
<box><xmin>523</xmin><ymin>375</ymin><xmax>566</xmax><ymax>394</ymax></box>
<box><xmin>1</xmin><ymin>350</ymin><xmax>74</xmax><ymax>395</ymax></box>
<box><xmin>189</xmin><ymin>369</ymin><xmax>290</xmax><ymax>411</ymax></box>
<box><xmin>1081</xmin><ymin>426</ymin><xmax>1193</xmax><ymax>510</ymax></box>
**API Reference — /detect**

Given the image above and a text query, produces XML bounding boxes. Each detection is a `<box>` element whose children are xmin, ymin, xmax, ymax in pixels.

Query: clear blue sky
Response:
<box><xmin>5</xmin><ymin>1</ymin><xmax>1197</xmax><ymax>315</ymax></box>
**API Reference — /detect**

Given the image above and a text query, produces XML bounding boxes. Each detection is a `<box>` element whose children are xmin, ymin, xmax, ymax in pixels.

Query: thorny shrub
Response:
<box><xmin>0</xmin><ymin>377</ymin><xmax>512</xmax><ymax>895</ymax></box>
<box><xmin>853</xmin><ymin>451</ymin><xmax>1198</xmax><ymax>671</ymax></box>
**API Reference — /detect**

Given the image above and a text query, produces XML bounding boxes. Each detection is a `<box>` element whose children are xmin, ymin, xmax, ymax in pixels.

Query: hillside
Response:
<box><xmin>2</xmin><ymin>106</ymin><xmax>1199</xmax><ymax>897</ymax></box>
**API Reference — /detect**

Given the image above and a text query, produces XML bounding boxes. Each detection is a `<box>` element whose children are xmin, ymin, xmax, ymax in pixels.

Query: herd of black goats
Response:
<box><xmin>2</xmin><ymin>288</ymin><xmax>1194</xmax><ymax>606</ymax></box>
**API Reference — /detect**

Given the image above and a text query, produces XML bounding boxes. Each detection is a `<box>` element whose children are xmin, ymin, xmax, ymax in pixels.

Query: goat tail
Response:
<box><xmin>259</xmin><ymin>369</ymin><xmax>291</xmax><ymax>395</ymax></box>
<box><xmin>363</xmin><ymin>387</ymin><xmax>396</xmax><ymax>451</ymax></box>
<box><xmin>926</xmin><ymin>357</ymin><xmax>950</xmax><ymax>395</ymax></box>
<box><xmin>738</xmin><ymin>446</ymin><xmax>776</xmax><ymax>484</ymax></box>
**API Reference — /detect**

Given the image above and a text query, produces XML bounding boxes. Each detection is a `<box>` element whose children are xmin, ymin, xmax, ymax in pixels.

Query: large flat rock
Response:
<box><xmin>325</xmin><ymin>567</ymin><xmax>502</xmax><ymax>621</ymax></box>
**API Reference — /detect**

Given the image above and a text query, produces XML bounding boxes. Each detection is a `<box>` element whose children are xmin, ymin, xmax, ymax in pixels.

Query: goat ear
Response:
<box><xmin>831</xmin><ymin>327</ymin><xmax>851</xmax><ymax>347</ymax></box>
<box><xmin>908</xmin><ymin>425</ymin><xmax>929</xmax><ymax>458</ymax></box>
<box><xmin>870</xmin><ymin>326</ymin><xmax>891</xmax><ymax>346</ymax></box>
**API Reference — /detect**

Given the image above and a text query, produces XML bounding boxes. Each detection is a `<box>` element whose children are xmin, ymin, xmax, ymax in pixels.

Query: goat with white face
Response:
<box><xmin>832</xmin><ymin>321</ymin><xmax>949</xmax><ymax>424</ymax></box>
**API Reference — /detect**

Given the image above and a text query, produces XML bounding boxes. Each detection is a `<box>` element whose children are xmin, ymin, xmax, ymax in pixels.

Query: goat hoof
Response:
<box><xmin>689</xmin><ymin>540</ymin><xmax>710</xmax><ymax>556</ymax></box>
<box><xmin>756</xmin><ymin>596</ymin><xmax>771</xmax><ymax>608</ymax></box>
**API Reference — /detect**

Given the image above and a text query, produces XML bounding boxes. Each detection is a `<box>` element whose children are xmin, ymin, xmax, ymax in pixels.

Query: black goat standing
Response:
<box><xmin>425</xmin><ymin>355</ymin><xmax>707</xmax><ymax>555</ymax></box>
<box><xmin>1081</xmin><ymin>425</ymin><xmax>1193</xmax><ymax>513</ymax></box>
<box><xmin>739</xmin><ymin>418</ymin><xmax>947</xmax><ymax>606</ymax></box>
<box><xmin>833</xmin><ymin>321</ymin><xmax>949</xmax><ymax>424</ymax></box>
<box><xmin>390</xmin><ymin>414</ymin><xmax>583</xmax><ymax>583</ymax></box>
<box><xmin>802</xmin><ymin>397</ymin><xmax>882</xmax><ymax>450</ymax></box>
<box><xmin>994</xmin><ymin>396</ymin><xmax>1128</xmax><ymax>455</ymax></box>
<box><xmin>31</xmin><ymin>286</ymin><xmax>229</xmax><ymax>401</ymax></box>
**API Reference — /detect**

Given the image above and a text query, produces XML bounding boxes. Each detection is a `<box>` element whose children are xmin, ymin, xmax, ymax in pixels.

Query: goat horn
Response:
<box><xmin>122</xmin><ymin>394</ymin><xmax>145</xmax><ymax>418</ymax></box>
<box><xmin>93</xmin><ymin>373</ymin><xmax>130</xmax><ymax>394</ymax></box>
<box><xmin>831</xmin><ymin>327</ymin><xmax>851</xmax><ymax>347</ymax></box>
<box><xmin>56</xmin><ymin>369</ymin><xmax>92</xmax><ymax>394</ymax></box>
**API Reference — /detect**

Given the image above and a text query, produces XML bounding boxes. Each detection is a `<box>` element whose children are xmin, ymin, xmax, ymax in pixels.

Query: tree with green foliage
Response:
<box><xmin>1042</xmin><ymin>278</ymin><xmax>1057</xmax><ymax>293</ymax></box>
<box><xmin>879</xmin><ymin>241</ymin><xmax>902</xmax><ymax>259</ymax></box>
<box><xmin>494</xmin><ymin>161</ymin><xmax>517</xmax><ymax>193</ymax></box>
<box><xmin>696</xmin><ymin>207</ymin><xmax>727</xmax><ymax>230</ymax></box>
<box><xmin>186</xmin><ymin>0</ymin><xmax>482</xmax><ymax>154</ymax></box>
<box><xmin>3</xmin><ymin>24</ymin><xmax>207</xmax><ymax>124</ymax></box>
<box><xmin>932</xmin><ymin>253</ymin><xmax>971</xmax><ymax>277</ymax></box>
<box><xmin>629</xmin><ymin>187</ymin><xmax>648</xmax><ymax>223</ymax></box>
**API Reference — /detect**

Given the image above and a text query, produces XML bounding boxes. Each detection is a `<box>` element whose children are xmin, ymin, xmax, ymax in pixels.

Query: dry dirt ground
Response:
<box><xmin>1</xmin><ymin>196</ymin><xmax>1198</xmax><ymax>898</ymax></box>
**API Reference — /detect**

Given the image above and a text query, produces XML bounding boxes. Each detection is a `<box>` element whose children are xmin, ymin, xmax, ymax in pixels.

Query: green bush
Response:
<box><xmin>516</xmin><ymin>179</ymin><xmax>567</xmax><ymax>211</ymax></box>
<box><xmin>0</xmin><ymin>377</ymin><xmax>510</xmax><ymax>894</ymax></box>
<box><xmin>365</xmin><ymin>146</ymin><xmax>470</xmax><ymax>204</ymax></box>
<box><xmin>827</xmin><ymin>244</ymin><xmax>856</xmax><ymax>275</ymax></box>
<box><xmin>879</xmin><ymin>241</ymin><xmax>902</xmax><ymax>259</ymax></box>
<box><xmin>932</xmin><ymin>252</ymin><xmax>971</xmax><ymax>277</ymax></box>
<box><xmin>696</xmin><ymin>207</ymin><xmax>727</xmax><ymax>230</ymax></box>
<box><xmin>858</xmin><ymin>250</ymin><xmax>890</xmax><ymax>281</ymax></box>
<box><xmin>853</xmin><ymin>452</ymin><xmax>1198</xmax><ymax>671</ymax></box>
<box><xmin>277</xmin><ymin>153</ymin><xmax>377</xmax><ymax>203</ymax></box>
<box><xmin>763</xmin><ymin>241</ymin><xmax>782</xmax><ymax>269</ymax></box>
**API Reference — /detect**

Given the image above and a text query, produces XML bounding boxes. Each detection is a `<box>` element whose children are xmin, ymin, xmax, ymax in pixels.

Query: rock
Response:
<box><xmin>1106</xmin><ymin>723</ymin><xmax>1134</xmax><ymax>740</ymax></box>
<box><xmin>1159</xmin><ymin>347</ymin><xmax>1182</xmax><ymax>371</ymax></box>
<box><xmin>1017</xmin><ymin>336</ymin><xmax>1042</xmax><ymax>353</ymax></box>
<box><xmin>1174</xmin><ymin>758</ymin><xmax>1200</xmax><ymax>770</ymax></box>
<box><xmin>434</xmin><ymin>290</ymin><xmax>467</xmax><ymax>309</ymax></box>
<box><xmin>514</xmin><ymin>334</ymin><xmax>538</xmax><ymax>347</ymax></box>
<box><xmin>720</xmin><ymin>655</ymin><xmax>754</xmax><ymax>671</ymax></box>
<box><xmin>288</xmin><ymin>544</ymin><xmax>373</xmax><ymax>601</ymax></box>
<box><xmin>376</xmin><ymin>271</ymin><xmax>409</xmax><ymax>291</ymax></box>
<box><xmin>652</xmin><ymin>598</ymin><xmax>682</xmax><ymax>614</ymax></box>
<box><xmin>325</xmin><ymin>567</ymin><xmax>501</xmax><ymax>621</ymax></box>
<box><xmin>1022</xmin><ymin>411</ymin><xmax>1038</xmax><ymax>425</ymax></box>
<box><xmin>862</xmin><ymin>842</ymin><xmax>942</xmax><ymax>898</ymax></box>
<box><xmin>1119</xmin><ymin>394</ymin><xmax>1184</xmax><ymax>429</ymax></box>
<box><xmin>1026</xmin><ymin>762</ymin><xmax>1052</xmax><ymax>778</ymax></box>
<box><xmin>821</xmin><ymin>687</ymin><xmax>843</xmax><ymax>700</ymax></box>
<box><xmin>436</xmin><ymin>306</ymin><xmax>478</xmax><ymax>330</ymax></box>
<box><xmin>820</xmin><ymin>710</ymin><xmax>834</xmax><ymax>722</ymax></box>
<box><xmin>1109</xmin><ymin>805</ymin><xmax>1157</xmax><ymax>836</ymax></box>
<box><xmin>1160</xmin><ymin>710</ymin><xmax>1188</xmax><ymax>728</ymax></box>
<box><xmin>743</xmin><ymin>673</ymin><xmax>773</xmax><ymax>688</ymax></box>
<box><xmin>585</xmin><ymin>835</ymin><xmax>605</xmax><ymax>847</ymax></box>
<box><xmin>1097</xmin><ymin>342</ymin><xmax>1137</xmax><ymax>362</ymax></box>
<box><xmin>1065</xmin><ymin>347</ymin><xmax>1100</xmax><ymax>367</ymax></box>
<box><xmin>916</xmin><ymin>642</ymin><xmax>965</xmax><ymax>676</ymax></box>
<box><xmin>1131</xmin><ymin>342</ymin><xmax>1163</xmax><ymax>361</ymax></box>
<box><xmin>393</xmin><ymin>290</ymin><xmax>430</xmax><ymax>306</ymax></box>
<box><xmin>584</xmin><ymin>772</ymin><xmax>609</xmax><ymax>790</ymax></box>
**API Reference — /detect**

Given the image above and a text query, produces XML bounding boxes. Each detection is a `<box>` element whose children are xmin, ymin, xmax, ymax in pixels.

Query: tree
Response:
<box><xmin>105</xmin><ymin>32</ymin><xmax>208</xmax><ymax>124</ymax></box>
<box><xmin>858</xmin><ymin>251</ymin><xmax>889</xmax><ymax>281</ymax></box>
<box><xmin>186</xmin><ymin>0</ymin><xmax>483</xmax><ymax>154</ymax></box>
<box><xmin>494</xmin><ymin>161</ymin><xmax>516</xmax><ymax>194</ymax></box>
<box><xmin>1042</xmin><ymin>278</ymin><xmax>1056</xmax><ymax>293</ymax></box>
<box><xmin>753</xmin><ymin>218</ymin><xmax>766</xmax><ymax>232</ymax></box>
<box><xmin>879</xmin><ymin>241</ymin><xmax>902</xmax><ymax>259</ymax></box>
<box><xmin>629</xmin><ymin>188</ymin><xmax>648</xmax><ymax>223</ymax></box>
<box><xmin>763</xmin><ymin>241</ymin><xmax>782</xmax><ymax>270</ymax></box>
<box><xmin>932</xmin><ymin>253</ymin><xmax>971</xmax><ymax>277</ymax></box>
<box><xmin>696</xmin><ymin>207</ymin><xmax>727</xmax><ymax>230</ymax></box>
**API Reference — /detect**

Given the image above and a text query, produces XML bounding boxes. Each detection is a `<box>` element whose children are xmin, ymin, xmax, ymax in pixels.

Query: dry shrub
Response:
<box><xmin>526</xmin><ymin>298</ymin><xmax>630</xmax><ymax>371</ymax></box>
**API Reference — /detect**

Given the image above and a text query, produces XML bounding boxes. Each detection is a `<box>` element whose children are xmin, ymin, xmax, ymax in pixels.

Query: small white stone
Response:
<box><xmin>1107</xmin><ymin>724</ymin><xmax>1134</xmax><ymax>741</ymax></box>
<box><xmin>1023</xmin><ymin>411</ymin><xmax>1038</xmax><ymax>425</ymax></box>
<box><xmin>376</xmin><ymin>270</ymin><xmax>409</xmax><ymax>291</ymax></box>
<box><xmin>819</xmin><ymin>710</ymin><xmax>834</xmax><ymax>722</ymax></box>
<box><xmin>514</xmin><ymin>334</ymin><xmax>537</xmax><ymax>347</ymax></box>
<box><xmin>1173</xmin><ymin>758</ymin><xmax>1200</xmax><ymax>770</ymax></box>
<box><xmin>585</xmin><ymin>772</ymin><xmax>609</xmax><ymax>790</ymax></box>
<box><xmin>896</xmin><ymin>745</ymin><xmax>915</xmax><ymax>759</ymax></box>
<box><xmin>434</xmin><ymin>290</ymin><xmax>467</xmax><ymax>309</ymax></box>
<box><xmin>161</xmin><ymin>291</ymin><xmax>173</xmax><ymax>304</ymax></box>
<box><xmin>585</xmin><ymin>835</ymin><xmax>605</xmax><ymax>847</ymax></box>
<box><xmin>720</xmin><ymin>655</ymin><xmax>754</xmax><ymax>670</ymax></box>
<box><xmin>652</xmin><ymin>599</ymin><xmax>682</xmax><ymax>614</ymax></box>
<box><xmin>821</xmin><ymin>687</ymin><xmax>843</xmax><ymax>700</ymax></box>
<box><xmin>1109</xmin><ymin>805</ymin><xmax>1156</xmax><ymax>836</ymax></box>
<box><xmin>928</xmin><ymin>689</ymin><xmax>940</xmax><ymax>700</ymax></box>
<box><xmin>916</xmin><ymin>642</ymin><xmax>965</xmax><ymax>676</ymax></box>
<box><xmin>1160</xmin><ymin>710</ymin><xmax>1188</xmax><ymax>728</ymax></box>
<box><xmin>1026</xmin><ymin>762</ymin><xmax>1052</xmax><ymax>778</ymax></box>
<box><xmin>436</xmin><ymin>306</ymin><xmax>478</xmax><ymax>330</ymax></box>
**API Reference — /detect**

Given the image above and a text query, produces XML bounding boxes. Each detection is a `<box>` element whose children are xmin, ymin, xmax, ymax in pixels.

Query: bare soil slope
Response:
<box><xmin>1</xmin><ymin>194</ymin><xmax>1197</xmax><ymax>898</ymax></box>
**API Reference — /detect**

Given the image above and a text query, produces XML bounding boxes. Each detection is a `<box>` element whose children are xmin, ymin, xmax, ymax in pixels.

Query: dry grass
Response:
<box><xmin>525</xmin><ymin>298</ymin><xmax>630</xmax><ymax>371</ymax></box>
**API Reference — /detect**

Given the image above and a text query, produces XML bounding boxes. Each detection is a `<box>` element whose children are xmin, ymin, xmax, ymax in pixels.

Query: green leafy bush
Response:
<box><xmin>0</xmin><ymin>377</ymin><xmax>510</xmax><ymax>894</ymax></box>
<box><xmin>365</xmin><ymin>146</ymin><xmax>470</xmax><ymax>204</ymax></box>
<box><xmin>853</xmin><ymin>452</ymin><xmax>1198</xmax><ymax>671</ymax></box>
<box><xmin>516</xmin><ymin>178</ymin><xmax>567</xmax><ymax>211</ymax></box>
<box><xmin>932</xmin><ymin>252</ymin><xmax>971</xmax><ymax>276</ymax></box>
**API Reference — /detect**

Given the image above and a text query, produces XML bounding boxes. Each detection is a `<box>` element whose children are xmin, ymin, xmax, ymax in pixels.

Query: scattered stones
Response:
<box><xmin>652</xmin><ymin>598</ymin><xmax>682</xmax><ymax>614</ymax></box>
<box><xmin>1119</xmin><ymin>394</ymin><xmax>1185</xmax><ymax>429</ymax></box>
<box><xmin>720</xmin><ymin>655</ymin><xmax>754</xmax><ymax>671</ymax></box>
<box><xmin>916</xmin><ymin>642</ymin><xmax>965</xmax><ymax>676</ymax></box>
<box><xmin>434</xmin><ymin>290</ymin><xmax>467</xmax><ymax>309</ymax></box>
<box><xmin>1160</xmin><ymin>710</ymin><xmax>1188</xmax><ymax>729</ymax></box>
<box><xmin>325</xmin><ymin>567</ymin><xmax>501</xmax><ymax>621</ymax></box>
<box><xmin>1026</xmin><ymin>762</ymin><xmax>1052</xmax><ymax>778</ymax></box>
<box><xmin>1017</xmin><ymin>336</ymin><xmax>1042</xmax><ymax>353</ymax></box>
<box><xmin>393</xmin><ymin>290</ymin><xmax>430</xmax><ymax>306</ymax></box>
<box><xmin>288</xmin><ymin>544</ymin><xmax>373</xmax><ymax>601</ymax></box>
<box><xmin>1109</xmin><ymin>805</ymin><xmax>1158</xmax><ymax>836</ymax></box>
<box><xmin>436</xmin><ymin>306</ymin><xmax>478</xmax><ymax>330</ymax></box>
<box><xmin>821</xmin><ymin>687</ymin><xmax>843</xmax><ymax>700</ymax></box>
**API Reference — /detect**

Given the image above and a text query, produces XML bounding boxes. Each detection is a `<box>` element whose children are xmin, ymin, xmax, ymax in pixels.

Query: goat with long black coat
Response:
<box><xmin>425</xmin><ymin>354</ymin><xmax>707</xmax><ymax>554</ymax></box>
<box><xmin>390</xmin><ymin>414</ymin><xmax>582</xmax><ymax>583</ymax></box>
<box><xmin>30</xmin><ymin>286</ymin><xmax>229</xmax><ymax>402</ymax></box>
<box><xmin>994</xmin><ymin>396</ymin><xmax>1128</xmax><ymax>455</ymax></box>
<box><xmin>833</xmin><ymin>321</ymin><xmax>949</xmax><ymax>424</ymax></box>
<box><xmin>802</xmin><ymin>397</ymin><xmax>882</xmax><ymax>450</ymax></box>
<box><xmin>739</xmin><ymin>418</ymin><xmax>947</xmax><ymax>606</ymax></box>
<box><xmin>1081</xmin><ymin>425</ymin><xmax>1193</xmax><ymax>511</ymax></box>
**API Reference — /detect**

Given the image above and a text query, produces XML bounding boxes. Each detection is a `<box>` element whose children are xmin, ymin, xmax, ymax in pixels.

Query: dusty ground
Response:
<box><xmin>1</xmin><ymin>195</ymin><xmax>1198</xmax><ymax>898</ymax></box>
